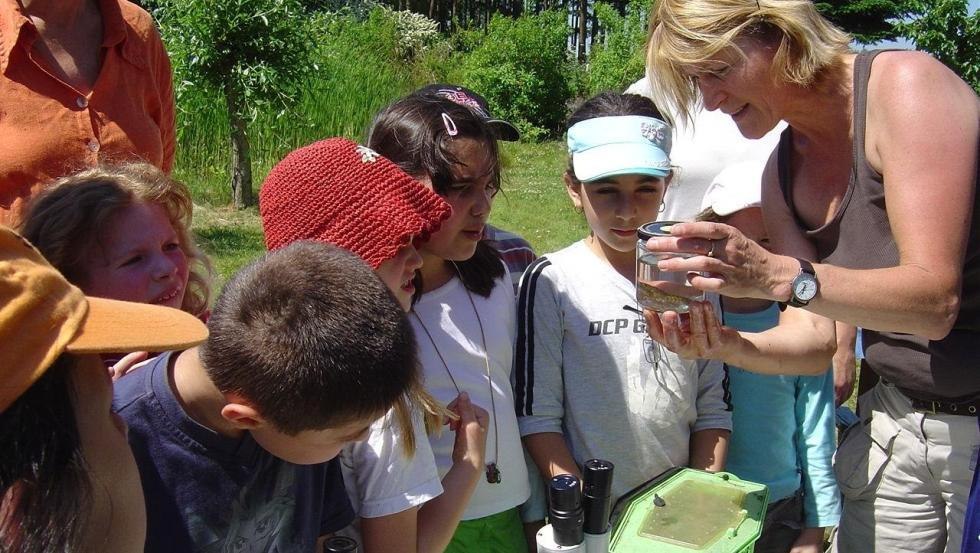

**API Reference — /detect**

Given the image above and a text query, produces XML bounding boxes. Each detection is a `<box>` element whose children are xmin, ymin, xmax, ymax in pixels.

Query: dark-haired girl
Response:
<box><xmin>513</xmin><ymin>92</ymin><xmax>731</xmax><ymax>505</ymax></box>
<box><xmin>369</xmin><ymin>96</ymin><xmax>530</xmax><ymax>552</ymax></box>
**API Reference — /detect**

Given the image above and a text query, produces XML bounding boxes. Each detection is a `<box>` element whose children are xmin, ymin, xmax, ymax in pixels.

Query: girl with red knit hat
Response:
<box><xmin>368</xmin><ymin>96</ymin><xmax>530</xmax><ymax>552</ymax></box>
<box><xmin>259</xmin><ymin>137</ymin><xmax>490</xmax><ymax>553</ymax></box>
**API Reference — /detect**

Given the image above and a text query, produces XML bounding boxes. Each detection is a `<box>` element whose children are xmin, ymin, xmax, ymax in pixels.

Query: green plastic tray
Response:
<box><xmin>609</xmin><ymin>468</ymin><xmax>768</xmax><ymax>553</ymax></box>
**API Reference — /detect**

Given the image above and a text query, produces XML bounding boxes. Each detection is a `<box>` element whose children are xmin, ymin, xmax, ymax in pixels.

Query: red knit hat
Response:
<box><xmin>259</xmin><ymin>138</ymin><xmax>451</xmax><ymax>268</ymax></box>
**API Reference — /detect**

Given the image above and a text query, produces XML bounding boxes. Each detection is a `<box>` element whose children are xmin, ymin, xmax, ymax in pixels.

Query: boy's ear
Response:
<box><xmin>220</xmin><ymin>393</ymin><xmax>266</xmax><ymax>430</ymax></box>
<box><xmin>563</xmin><ymin>172</ymin><xmax>583</xmax><ymax>210</ymax></box>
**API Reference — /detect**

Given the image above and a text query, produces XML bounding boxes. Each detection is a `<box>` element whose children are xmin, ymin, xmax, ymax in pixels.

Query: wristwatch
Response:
<box><xmin>787</xmin><ymin>258</ymin><xmax>819</xmax><ymax>308</ymax></box>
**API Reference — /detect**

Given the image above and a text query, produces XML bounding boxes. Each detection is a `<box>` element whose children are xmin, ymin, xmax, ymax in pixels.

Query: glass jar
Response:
<box><xmin>636</xmin><ymin>221</ymin><xmax>705</xmax><ymax>313</ymax></box>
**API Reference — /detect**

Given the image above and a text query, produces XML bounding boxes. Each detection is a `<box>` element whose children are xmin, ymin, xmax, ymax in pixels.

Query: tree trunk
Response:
<box><xmin>224</xmin><ymin>83</ymin><xmax>253</xmax><ymax>209</ymax></box>
<box><xmin>590</xmin><ymin>4</ymin><xmax>599</xmax><ymax>49</ymax></box>
<box><xmin>577</xmin><ymin>0</ymin><xmax>587</xmax><ymax>62</ymax></box>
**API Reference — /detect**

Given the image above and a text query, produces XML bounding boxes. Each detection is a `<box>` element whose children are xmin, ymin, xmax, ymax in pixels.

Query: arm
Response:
<box><xmin>832</xmin><ymin>322</ymin><xmax>857</xmax><ymax>406</ymax></box>
<box><xmin>525</xmin><ymin>433</ymin><xmax>581</xmax><ymax>481</ymax></box>
<box><xmin>514</xmin><ymin>259</ymin><xmax>578</xmax><ymax>479</ymax></box>
<box><xmin>644</xmin><ymin>298</ymin><xmax>835</xmax><ymax>375</ymax></box>
<box><xmin>808</xmin><ymin>52</ymin><xmax>977</xmax><ymax>338</ymax></box>
<box><xmin>689</xmin><ymin>429</ymin><xmax>728</xmax><ymax>472</ymax></box>
<box><xmin>360</xmin><ymin>510</ymin><xmax>418</xmax><ymax>553</ymax></box>
<box><xmin>689</xmin><ymin>353</ymin><xmax>731</xmax><ymax>471</ymax></box>
<box><xmin>650</xmin><ymin>54</ymin><xmax>978</xmax><ymax>339</ymax></box>
<box><xmin>414</xmin><ymin>394</ymin><xmax>487</xmax><ymax>553</ymax></box>
<box><xmin>789</xmin><ymin>527</ymin><xmax>827</xmax><ymax>553</ymax></box>
<box><xmin>358</xmin><ymin>395</ymin><xmax>487</xmax><ymax>553</ymax></box>
<box><xmin>794</xmin><ymin>369</ymin><xmax>841</xmax><ymax>533</ymax></box>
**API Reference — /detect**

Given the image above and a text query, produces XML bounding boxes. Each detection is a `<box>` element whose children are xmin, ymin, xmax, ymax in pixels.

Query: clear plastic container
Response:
<box><xmin>636</xmin><ymin>221</ymin><xmax>705</xmax><ymax>313</ymax></box>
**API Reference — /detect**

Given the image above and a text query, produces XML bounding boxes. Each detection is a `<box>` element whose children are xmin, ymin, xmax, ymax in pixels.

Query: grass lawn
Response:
<box><xmin>190</xmin><ymin>140</ymin><xmax>585</xmax><ymax>283</ymax></box>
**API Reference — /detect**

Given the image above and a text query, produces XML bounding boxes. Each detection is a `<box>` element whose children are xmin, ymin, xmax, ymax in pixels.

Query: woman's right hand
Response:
<box><xmin>446</xmin><ymin>392</ymin><xmax>489</xmax><ymax>472</ymax></box>
<box><xmin>644</xmin><ymin>301</ymin><xmax>742</xmax><ymax>360</ymax></box>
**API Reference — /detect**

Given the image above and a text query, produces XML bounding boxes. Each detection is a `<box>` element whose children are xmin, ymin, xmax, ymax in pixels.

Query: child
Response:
<box><xmin>259</xmin><ymin>137</ymin><xmax>490</xmax><ymax>553</ymax></box>
<box><xmin>696</xmin><ymin>162</ymin><xmax>840</xmax><ymax>553</ymax></box>
<box><xmin>409</xmin><ymin>84</ymin><xmax>538</xmax><ymax>296</ymax></box>
<box><xmin>20</xmin><ymin>162</ymin><xmax>213</xmax><ymax>377</ymax></box>
<box><xmin>113</xmin><ymin>241</ymin><xmax>419</xmax><ymax>552</ymax></box>
<box><xmin>0</xmin><ymin>225</ymin><xmax>208</xmax><ymax>553</ymax></box>
<box><xmin>514</xmin><ymin>92</ymin><xmax>732</xmax><ymax>504</ymax></box>
<box><xmin>20</xmin><ymin>162</ymin><xmax>211</xmax><ymax>318</ymax></box>
<box><xmin>369</xmin><ymin>95</ymin><xmax>531</xmax><ymax>552</ymax></box>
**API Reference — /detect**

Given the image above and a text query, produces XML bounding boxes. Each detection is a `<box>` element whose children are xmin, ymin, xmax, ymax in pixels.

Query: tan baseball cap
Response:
<box><xmin>0</xmin><ymin>225</ymin><xmax>208</xmax><ymax>412</ymax></box>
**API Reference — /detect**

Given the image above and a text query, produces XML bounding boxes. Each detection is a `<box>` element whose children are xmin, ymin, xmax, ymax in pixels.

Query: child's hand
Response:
<box><xmin>109</xmin><ymin>351</ymin><xmax>150</xmax><ymax>381</ymax></box>
<box><xmin>644</xmin><ymin>301</ymin><xmax>739</xmax><ymax>360</ymax></box>
<box><xmin>789</xmin><ymin>527</ymin><xmax>825</xmax><ymax>553</ymax></box>
<box><xmin>446</xmin><ymin>392</ymin><xmax>488</xmax><ymax>472</ymax></box>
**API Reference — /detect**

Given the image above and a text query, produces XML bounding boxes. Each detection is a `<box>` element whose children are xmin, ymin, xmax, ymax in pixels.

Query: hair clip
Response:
<box><xmin>441</xmin><ymin>113</ymin><xmax>459</xmax><ymax>137</ymax></box>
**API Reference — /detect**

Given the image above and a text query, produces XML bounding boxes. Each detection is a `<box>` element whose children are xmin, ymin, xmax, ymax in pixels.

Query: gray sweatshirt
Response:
<box><xmin>514</xmin><ymin>240</ymin><xmax>732</xmax><ymax>501</ymax></box>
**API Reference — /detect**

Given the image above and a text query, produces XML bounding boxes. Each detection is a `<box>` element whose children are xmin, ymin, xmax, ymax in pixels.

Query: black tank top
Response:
<box><xmin>777</xmin><ymin>50</ymin><xmax>980</xmax><ymax>402</ymax></box>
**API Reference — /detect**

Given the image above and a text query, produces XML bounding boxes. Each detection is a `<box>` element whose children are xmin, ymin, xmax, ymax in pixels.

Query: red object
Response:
<box><xmin>259</xmin><ymin>138</ymin><xmax>451</xmax><ymax>268</ymax></box>
<box><xmin>0</xmin><ymin>0</ymin><xmax>176</xmax><ymax>227</ymax></box>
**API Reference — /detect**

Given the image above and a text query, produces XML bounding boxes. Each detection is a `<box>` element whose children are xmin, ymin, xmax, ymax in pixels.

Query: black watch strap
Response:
<box><xmin>798</xmin><ymin>258</ymin><xmax>816</xmax><ymax>277</ymax></box>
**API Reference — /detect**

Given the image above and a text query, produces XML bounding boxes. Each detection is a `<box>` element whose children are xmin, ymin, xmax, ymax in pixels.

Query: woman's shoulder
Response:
<box><xmin>865</xmin><ymin>50</ymin><xmax>978</xmax><ymax>167</ymax></box>
<box><xmin>869</xmin><ymin>51</ymin><xmax>977</xmax><ymax>109</ymax></box>
<box><xmin>118</xmin><ymin>0</ymin><xmax>165</xmax><ymax>45</ymax></box>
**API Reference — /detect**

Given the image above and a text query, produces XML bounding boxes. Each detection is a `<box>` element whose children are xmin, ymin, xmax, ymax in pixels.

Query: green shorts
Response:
<box><xmin>445</xmin><ymin>507</ymin><xmax>526</xmax><ymax>553</ymax></box>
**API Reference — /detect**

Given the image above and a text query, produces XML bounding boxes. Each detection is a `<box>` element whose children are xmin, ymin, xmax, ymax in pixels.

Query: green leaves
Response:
<box><xmin>156</xmin><ymin>0</ymin><xmax>316</xmax><ymax>120</ymax></box>
<box><xmin>458</xmin><ymin>10</ymin><xmax>578</xmax><ymax>139</ymax></box>
<box><xmin>587</xmin><ymin>0</ymin><xmax>647</xmax><ymax>94</ymax></box>
<box><xmin>896</xmin><ymin>0</ymin><xmax>979</xmax><ymax>92</ymax></box>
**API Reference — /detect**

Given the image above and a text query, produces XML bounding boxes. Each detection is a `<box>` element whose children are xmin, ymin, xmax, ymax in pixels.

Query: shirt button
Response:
<box><xmin>87</xmin><ymin>140</ymin><xmax>100</xmax><ymax>153</ymax></box>
<box><xmin>76</xmin><ymin>96</ymin><xmax>89</xmax><ymax>109</ymax></box>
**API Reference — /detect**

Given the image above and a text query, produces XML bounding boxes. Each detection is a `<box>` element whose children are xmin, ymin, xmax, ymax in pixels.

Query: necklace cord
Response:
<box><xmin>411</xmin><ymin>261</ymin><xmax>501</xmax><ymax>482</ymax></box>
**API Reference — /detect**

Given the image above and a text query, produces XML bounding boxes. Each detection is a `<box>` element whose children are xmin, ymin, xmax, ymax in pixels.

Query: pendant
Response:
<box><xmin>486</xmin><ymin>462</ymin><xmax>501</xmax><ymax>484</ymax></box>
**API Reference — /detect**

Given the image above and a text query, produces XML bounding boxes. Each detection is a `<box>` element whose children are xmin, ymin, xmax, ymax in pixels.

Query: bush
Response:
<box><xmin>168</xmin><ymin>6</ymin><xmax>430</xmax><ymax>204</ymax></box>
<box><xmin>587</xmin><ymin>0</ymin><xmax>648</xmax><ymax>95</ymax></box>
<box><xmin>458</xmin><ymin>10</ymin><xmax>578</xmax><ymax>140</ymax></box>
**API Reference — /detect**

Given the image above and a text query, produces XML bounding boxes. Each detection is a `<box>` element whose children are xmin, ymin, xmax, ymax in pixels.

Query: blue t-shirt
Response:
<box><xmin>722</xmin><ymin>303</ymin><xmax>841</xmax><ymax>529</ymax></box>
<box><xmin>114</xmin><ymin>351</ymin><xmax>354</xmax><ymax>552</ymax></box>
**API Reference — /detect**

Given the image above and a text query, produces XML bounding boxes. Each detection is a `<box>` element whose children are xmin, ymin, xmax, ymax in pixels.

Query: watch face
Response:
<box><xmin>793</xmin><ymin>276</ymin><xmax>818</xmax><ymax>301</ymax></box>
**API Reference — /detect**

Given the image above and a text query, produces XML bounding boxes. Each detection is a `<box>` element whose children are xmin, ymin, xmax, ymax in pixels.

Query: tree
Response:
<box><xmin>587</xmin><ymin>0</ymin><xmax>647</xmax><ymax>94</ymax></box>
<box><xmin>814</xmin><ymin>0</ymin><xmax>919</xmax><ymax>43</ymax></box>
<box><xmin>156</xmin><ymin>0</ymin><xmax>315</xmax><ymax>208</ymax></box>
<box><xmin>897</xmin><ymin>0</ymin><xmax>980</xmax><ymax>91</ymax></box>
<box><xmin>458</xmin><ymin>10</ymin><xmax>578</xmax><ymax>139</ymax></box>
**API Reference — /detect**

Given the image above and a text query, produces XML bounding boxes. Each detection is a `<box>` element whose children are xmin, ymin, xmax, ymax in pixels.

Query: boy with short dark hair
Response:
<box><xmin>114</xmin><ymin>240</ymin><xmax>419</xmax><ymax>552</ymax></box>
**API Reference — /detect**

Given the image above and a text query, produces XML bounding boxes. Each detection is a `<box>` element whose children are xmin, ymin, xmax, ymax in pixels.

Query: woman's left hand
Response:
<box><xmin>643</xmin><ymin>300</ymin><xmax>741</xmax><ymax>360</ymax></box>
<box><xmin>645</xmin><ymin>221</ymin><xmax>795</xmax><ymax>301</ymax></box>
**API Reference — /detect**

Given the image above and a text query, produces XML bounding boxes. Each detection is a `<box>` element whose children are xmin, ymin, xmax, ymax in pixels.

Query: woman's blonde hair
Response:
<box><xmin>646</xmin><ymin>0</ymin><xmax>851</xmax><ymax>125</ymax></box>
<box><xmin>20</xmin><ymin>162</ymin><xmax>213</xmax><ymax>318</ymax></box>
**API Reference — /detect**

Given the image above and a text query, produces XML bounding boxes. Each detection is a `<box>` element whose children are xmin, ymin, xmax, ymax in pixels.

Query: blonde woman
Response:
<box><xmin>642</xmin><ymin>1</ymin><xmax>979</xmax><ymax>551</ymax></box>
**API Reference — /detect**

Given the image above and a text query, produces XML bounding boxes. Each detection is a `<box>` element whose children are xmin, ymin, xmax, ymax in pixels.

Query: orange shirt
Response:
<box><xmin>0</xmin><ymin>0</ymin><xmax>176</xmax><ymax>226</ymax></box>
